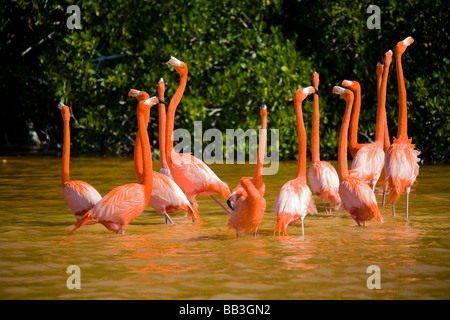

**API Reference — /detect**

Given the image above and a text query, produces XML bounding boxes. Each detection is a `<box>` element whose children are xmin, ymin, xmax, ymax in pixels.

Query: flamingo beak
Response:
<box><xmin>157</xmin><ymin>97</ymin><xmax>168</xmax><ymax>105</ymax></box>
<box><xmin>58</xmin><ymin>102</ymin><xmax>64</xmax><ymax>110</ymax></box>
<box><xmin>160</xmin><ymin>57</ymin><xmax>171</xmax><ymax>63</ymax></box>
<box><xmin>260</xmin><ymin>102</ymin><xmax>266</xmax><ymax>110</ymax></box>
<box><xmin>314</xmin><ymin>87</ymin><xmax>319</xmax><ymax>96</ymax></box>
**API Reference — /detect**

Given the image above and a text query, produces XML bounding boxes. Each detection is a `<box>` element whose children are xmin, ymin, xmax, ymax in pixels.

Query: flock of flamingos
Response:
<box><xmin>60</xmin><ymin>36</ymin><xmax>420</xmax><ymax>238</ymax></box>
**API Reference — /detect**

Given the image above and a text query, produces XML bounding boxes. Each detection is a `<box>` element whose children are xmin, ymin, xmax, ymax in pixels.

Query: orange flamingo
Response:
<box><xmin>58</xmin><ymin>102</ymin><xmax>102</xmax><ymax>220</ymax></box>
<box><xmin>307</xmin><ymin>72</ymin><xmax>341</xmax><ymax>214</ymax></box>
<box><xmin>341</xmin><ymin>50</ymin><xmax>393</xmax><ymax>191</ymax></box>
<box><xmin>384</xmin><ymin>36</ymin><xmax>420</xmax><ymax>219</ymax></box>
<box><xmin>128</xmin><ymin>88</ymin><xmax>202</xmax><ymax>225</ymax></box>
<box><xmin>69</xmin><ymin>96</ymin><xmax>163</xmax><ymax>234</ymax></box>
<box><xmin>274</xmin><ymin>87</ymin><xmax>318</xmax><ymax>236</ymax></box>
<box><xmin>161</xmin><ymin>56</ymin><xmax>231</xmax><ymax>216</ymax></box>
<box><xmin>333</xmin><ymin>86</ymin><xmax>382</xmax><ymax>226</ymax></box>
<box><xmin>227</xmin><ymin>102</ymin><xmax>267</xmax><ymax>211</ymax></box>
<box><xmin>227</xmin><ymin>103</ymin><xmax>267</xmax><ymax>238</ymax></box>
<box><xmin>156</xmin><ymin>78</ymin><xmax>172</xmax><ymax>179</ymax></box>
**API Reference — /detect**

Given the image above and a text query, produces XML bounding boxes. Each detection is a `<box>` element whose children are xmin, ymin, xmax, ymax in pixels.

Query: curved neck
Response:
<box><xmin>395</xmin><ymin>49</ymin><xmax>408</xmax><ymax>140</ymax></box>
<box><xmin>311</xmin><ymin>90</ymin><xmax>320</xmax><ymax>162</ymax></box>
<box><xmin>137</xmin><ymin>107</ymin><xmax>153</xmax><ymax>201</ymax></box>
<box><xmin>253</xmin><ymin>111</ymin><xmax>267</xmax><ymax>190</ymax></box>
<box><xmin>62</xmin><ymin>118</ymin><xmax>70</xmax><ymax>185</ymax></box>
<box><xmin>338</xmin><ymin>95</ymin><xmax>354</xmax><ymax>180</ymax></box>
<box><xmin>166</xmin><ymin>69</ymin><xmax>188</xmax><ymax>166</ymax></box>
<box><xmin>294</xmin><ymin>96</ymin><xmax>307</xmax><ymax>179</ymax></box>
<box><xmin>348</xmin><ymin>83</ymin><xmax>362</xmax><ymax>157</ymax></box>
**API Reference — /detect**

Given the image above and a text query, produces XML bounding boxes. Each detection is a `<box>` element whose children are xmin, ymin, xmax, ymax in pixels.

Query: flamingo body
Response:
<box><xmin>339</xmin><ymin>176</ymin><xmax>382</xmax><ymax>224</ymax></box>
<box><xmin>170</xmin><ymin>151</ymin><xmax>231</xmax><ymax>203</ymax></box>
<box><xmin>227</xmin><ymin>177</ymin><xmax>266</xmax><ymax>236</ymax></box>
<box><xmin>308</xmin><ymin>161</ymin><xmax>340</xmax><ymax>209</ymax></box>
<box><xmin>62</xmin><ymin>181</ymin><xmax>102</xmax><ymax>219</ymax></box>
<box><xmin>349</xmin><ymin>142</ymin><xmax>385</xmax><ymax>189</ymax></box>
<box><xmin>149</xmin><ymin>171</ymin><xmax>202</xmax><ymax>222</ymax></box>
<box><xmin>384</xmin><ymin>138</ymin><xmax>420</xmax><ymax>205</ymax></box>
<box><xmin>274</xmin><ymin>177</ymin><xmax>317</xmax><ymax>236</ymax></box>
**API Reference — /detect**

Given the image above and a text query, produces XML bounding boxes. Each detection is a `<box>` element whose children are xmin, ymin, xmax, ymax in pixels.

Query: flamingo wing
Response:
<box><xmin>350</xmin><ymin>144</ymin><xmax>385</xmax><ymax>185</ymax></box>
<box><xmin>308</xmin><ymin>161</ymin><xmax>340</xmax><ymax>207</ymax></box>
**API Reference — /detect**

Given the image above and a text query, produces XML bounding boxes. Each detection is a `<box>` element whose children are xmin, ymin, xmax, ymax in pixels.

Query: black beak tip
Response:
<box><xmin>160</xmin><ymin>57</ymin><xmax>171</xmax><ymax>63</ymax></box>
<box><xmin>314</xmin><ymin>88</ymin><xmax>319</xmax><ymax>96</ymax></box>
<box><xmin>260</xmin><ymin>102</ymin><xmax>266</xmax><ymax>110</ymax></box>
<box><xmin>157</xmin><ymin>97</ymin><xmax>168</xmax><ymax>105</ymax></box>
<box><xmin>227</xmin><ymin>199</ymin><xmax>234</xmax><ymax>211</ymax></box>
<box><xmin>380</xmin><ymin>56</ymin><xmax>385</xmax><ymax>65</ymax></box>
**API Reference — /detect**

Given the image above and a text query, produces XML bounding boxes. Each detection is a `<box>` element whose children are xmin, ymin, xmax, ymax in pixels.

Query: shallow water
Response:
<box><xmin>0</xmin><ymin>156</ymin><xmax>449</xmax><ymax>300</ymax></box>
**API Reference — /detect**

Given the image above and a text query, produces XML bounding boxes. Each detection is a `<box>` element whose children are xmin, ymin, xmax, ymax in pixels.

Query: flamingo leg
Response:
<box><xmin>322</xmin><ymin>201</ymin><xmax>329</xmax><ymax>214</ymax></box>
<box><xmin>406</xmin><ymin>188</ymin><xmax>410</xmax><ymax>220</ymax></box>
<box><xmin>301</xmin><ymin>217</ymin><xmax>305</xmax><ymax>235</ymax></box>
<box><xmin>392</xmin><ymin>203</ymin><xmax>396</xmax><ymax>216</ymax></box>
<box><xmin>164</xmin><ymin>213</ymin><xmax>174</xmax><ymax>224</ymax></box>
<box><xmin>210</xmin><ymin>195</ymin><xmax>231</xmax><ymax>214</ymax></box>
<box><xmin>354</xmin><ymin>216</ymin><xmax>361</xmax><ymax>227</ymax></box>
<box><xmin>252</xmin><ymin>232</ymin><xmax>257</xmax><ymax>239</ymax></box>
<box><xmin>363</xmin><ymin>221</ymin><xmax>366</xmax><ymax>226</ymax></box>
<box><xmin>382</xmin><ymin>189</ymin><xmax>386</xmax><ymax>206</ymax></box>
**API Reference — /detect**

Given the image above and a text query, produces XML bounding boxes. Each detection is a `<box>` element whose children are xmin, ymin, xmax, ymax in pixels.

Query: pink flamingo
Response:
<box><xmin>58</xmin><ymin>102</ymin><xmax>102</xmax><ymax>220</ymax></box>
<box><xmin>227</xmin><ymin>102</ymin><xmax>267</xmax><ymax>211</ymax></box>
<box><xmin>332</xmin><ymin>86</ymin><xmax>382</xmax><ymax>226</ymax></box>
<box><xmin>128</xmin><ymin>88</ymin><xmax>202</xmax><ymax>225</ymax></box>
<box><xmin>227</xmin><ymin>103</ymin><xmax>267</xmax><ymax>238</ymax></box>
<box><xmin>384</xmin><ymin>36</ymin><xmax>420</xmax><ymax>219</ymax></box>
<box><xmin>69</xmin><ymin>96</ymin><xmax>163</xmax><ymax>234</ymax></box>
<box><xmin>274</xmin><ymin>87</ymin><xmax>318</xmax><ymax>236</ymax></box>
<box><xmin>162</xmin><ymin>56</ymin><xmax>231</xmax><ymax>217</ymax></box>
<box><xmin>341</xmin><ymin>50</ymin><xmax>393</xmax><ymax>192</ymax></box>
<box><xmin>307</xmin><ymin>72</ymin><xmax>341</xmax><ymax>214</ymax></box>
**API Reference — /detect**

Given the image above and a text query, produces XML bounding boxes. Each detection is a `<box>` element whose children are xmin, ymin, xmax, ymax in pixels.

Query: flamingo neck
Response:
<box><xmin>166</xmin><ymin>69</ymin><xmax>188</xmax><ymax>167</ymax></box>
<box><xmin>311</xmin><ymin>91</ymin><xmax>320</xmax><ymax>163</ymax></box>
<box><xmin>338</xmin><ymin>95</ymin><xmax>354</xmax><ymax>180</ymax></box>
<box><xmin>137</xmin><ymin>108</ymin><xmax>153</xmax><ymax>201</ymax></box>
<box><xmin>158</xmin><ymin>99</ymin><xmax>169</xmax><ymax>171</ymax></box>
<box><xmin>375</xmin><ymin>58</ymin><xmax>391</xmax><ymax>144</ymax></box>
<box><xmin>253</xmin><ymin>112</ymin><xmax>267</xmax><ymax>190</ymax></box>
<box><xmin>348</xmin><ymin>83</ymin><xmax>362</xmax><ymax>157</ymax></box>
<box><xmin>395</xmin><ymin>49</ymin><xmax>408</xmax><ymax>140</ymax></box>
<box><xmin>62</xmin><ymin>118</ymin><xmax>70</xmax><ymax>185</ymax></box>
<box><xmin>294</xmin><ymin>96</ymin><xmax>307</xmax><ymax>179</ymax></box>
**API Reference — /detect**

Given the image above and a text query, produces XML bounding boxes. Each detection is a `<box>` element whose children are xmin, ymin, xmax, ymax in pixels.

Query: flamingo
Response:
<box><xmin>307</xmin><ymin>72</ymin><xmax>341</xmax><ymax>214</ymax></box>
<box><xmin>274</xmin><ymin>87</ymin><xmax>318</xmax><ymax>236</ymax></box>
<box><xmin>161</xmin><ymin>56</ymin><xmax>231</xmax><ymax>216</ymax></box>
<box><xmin>226</xmin><ymin>102</ymin><xmax>267</xmax><ymax>211</ymax></box>
<box><xmin>58</xmin><ymin>102</ymin><xmax>102</xmax><ymax>220</ymax></box>
<box><xmin>69</xmin><ymin>96</ymin><xmax>163</xmax><ymax>234</ymax></box>
<box><xmin>156</xmin><ymin>78</ymin><xmax>172</xmax><ymax>179</ymax></box>
<box><xmin>341</xmin><ymin>50</ymin><xmax>393</xmax><ymax>191</ymax></box>
<box><xmin>384</xmin><ymin>36</ymin><xmax>420</xmax><ymax>219</ymax></box>
<box><xmin>227</xmin><ymin>103</ymin><xmax>267</xmax><ymax>238</ymax></box>
<box><xmin>128</xmin><ymin>88</ymin><xmax>202</xmax><ymax>225</ymax></box>
<box><xmin>332</xmin><ymin>86</ymin><xmax>382</xmax><ymax>226</ymax></box>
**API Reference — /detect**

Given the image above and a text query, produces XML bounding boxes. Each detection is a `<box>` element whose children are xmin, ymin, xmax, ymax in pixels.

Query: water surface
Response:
<box><xmin>0</xmin><ymin>156</ymin><xmax>449</xmax><ymax>299</ymax></box>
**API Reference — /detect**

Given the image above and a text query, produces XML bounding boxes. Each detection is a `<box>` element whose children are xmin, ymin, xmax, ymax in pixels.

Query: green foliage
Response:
<box><xmin>1</xmin><ymin>0</ymin><xmax>448</xmax><ymax>162</ymax></box>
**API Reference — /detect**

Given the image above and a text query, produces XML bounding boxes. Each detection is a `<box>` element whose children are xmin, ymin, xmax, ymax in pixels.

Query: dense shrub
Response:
<box><xmin>1</xmin><ymin>0</ymin><xmax>448</xmax><ymax>162</ymax></box>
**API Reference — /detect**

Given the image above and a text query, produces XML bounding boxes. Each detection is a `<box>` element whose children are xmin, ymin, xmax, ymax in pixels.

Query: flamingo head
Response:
<box><xmin>312</xmin><ymin>72</ymin><xmax>319</xmax><ymax>88</ymax></box>
<box><xmin>161</xmin><ymin>56</ymin><xmax>187</xmax><ymax>75</ymax></box>
<box><xmin>138</xmin><ymin>96</ymin><xmax>167</xmax><ymax>114</ymax></box>
<box><xmin>395</xmin><ymin>36</ymin><xmax>414</xmax><ymax>55</ymax></box>
<box><xmin>384</xmin><ymin>50</ymin><xmax>393</xmax><ymax>66</ymax></box>
<box><xmin>58</xmin><ymin>102</ymin><xmax>70</xmax><ymax>121</ymax></box>
<box><xmin>128</xmin><ymin>89</ymin><xmax>149</xmax><ymax>101</ymax></box>
<box><xmin>158</xmin><ymin>78</ymin><xmax>165</xmax><ymax>98</ymax></box>
<box><xmin>333</xmin><ymin>86</ymin><xmax>353</xmax><ymax>102</ymax></box>
<box><xmin>294</xmin><ymin>86</ymin><xmax>318</xmax><ymax>104</ymax></box>
<box><xmin>341</xmin><ymin>79</ymin><xmax>360</xmax><ymax>92</ymax></box>
<box><xmin>260</xmin><ymin>102</ymin><xmax>267</xmax><ymax>117</ymax></box>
